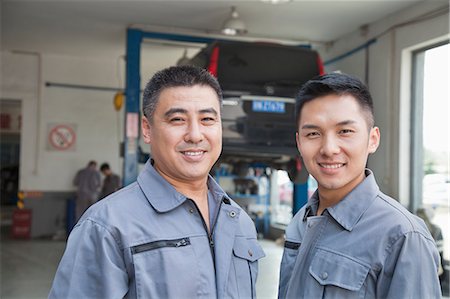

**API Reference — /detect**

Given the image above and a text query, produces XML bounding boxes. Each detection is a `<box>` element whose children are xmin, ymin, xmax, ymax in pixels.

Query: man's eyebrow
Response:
<box><xmin>199</xmin><ymin>108</ymin><xmax>218</xmax><ymax>116</ymax></box>
<box><xmin>164</xmin><ymin>108</ymin><xmax>187</xmax><ymax>118</ymax></box>
<box><xmin>337</xmin><ymin>120</ymin><xmax>357</xmax><ymax>126</ymax></box>
<box><xmin>301</xmin><ymin>124</ymin><xmax>320</xmax><ymax>130</ymax></box>
<box><xmin>301</xmin><ymin>120</ymin><xmax>357</xmax><ymax>130</ymax></box>
<box><xmin>164</xmin><ymin>107</ymin><xmax>219</xmax><ymax>118</ymax></box>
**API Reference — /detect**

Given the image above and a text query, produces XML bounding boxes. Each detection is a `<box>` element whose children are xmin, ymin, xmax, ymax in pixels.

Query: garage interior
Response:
<box><xmin>1</xmin><ymin>1</ymin><xmax>449</xmax><ymax>298</ymax></box>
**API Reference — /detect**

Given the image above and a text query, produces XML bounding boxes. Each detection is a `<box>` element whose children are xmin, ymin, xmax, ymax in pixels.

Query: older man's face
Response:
<box><xmin>142</xmin><ymin>85</ymin><xmax>222</xmax><ymax>185</ymax></box>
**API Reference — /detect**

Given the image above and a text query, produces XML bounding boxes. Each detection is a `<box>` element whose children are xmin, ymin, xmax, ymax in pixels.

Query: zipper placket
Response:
<box><xmin>131</xmin><ymin>237</ymin><xmax>190</xmax><ymax>254</ymax></box>
<box><xmin>188</xmin><ymin>198</ymin><xmax>223</xmax><ymax>268</ymax></box>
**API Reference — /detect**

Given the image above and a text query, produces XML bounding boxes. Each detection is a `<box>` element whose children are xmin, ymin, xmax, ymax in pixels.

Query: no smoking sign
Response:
<box><xmin>47</xmin><ymin>124</ymin><xmax>77</xmax><ymax>151</ymax></box>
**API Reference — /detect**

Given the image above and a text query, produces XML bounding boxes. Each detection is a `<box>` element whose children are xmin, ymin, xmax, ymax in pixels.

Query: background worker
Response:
<box><xmin>99</xmin><ymin>162</ymin><xmax>121</xmax><ymax>200</ymax></box>
<box><xmin>73</xmin><ymin>160</ymin><xmax>101</xmax><ymax>221</ymax></box>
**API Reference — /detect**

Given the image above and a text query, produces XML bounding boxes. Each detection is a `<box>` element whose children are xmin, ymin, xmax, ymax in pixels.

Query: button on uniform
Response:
<box><xmin>229</xmin><ymin>211</ymin><xmax>236</xmax><ymax>218</ymax></box>
<box><xmin>321</xmin><ymin>272</ymin><xmax>328</xmax><ymax>280</ymax></box>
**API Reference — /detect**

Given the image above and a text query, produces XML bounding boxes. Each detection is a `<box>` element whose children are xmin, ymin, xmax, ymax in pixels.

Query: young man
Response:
<box><xmin>49</xmin><ymin>66</ymin><xmax>265</xmax><ymax>298</ymax></box>
<box><xmin>99</xmin><ymin>162</ymin><xmax>121</xmax><ymax>200</ymax></box>
<box><xmin>278</xmin><ymin>73</ymin><xmax>441</xmax><ymax>298</ymax></box>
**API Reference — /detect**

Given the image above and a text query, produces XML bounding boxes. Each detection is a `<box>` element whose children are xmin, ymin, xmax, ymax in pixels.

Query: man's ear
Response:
<box><xmin>142</xmin><ymin>117</ymin><xmax>152</xmax><ymax>144</ymax></box>
<box><xmin>368</xmin><ymin>126</ymin><xmax>380</xmax><ymax>154</ymax></box>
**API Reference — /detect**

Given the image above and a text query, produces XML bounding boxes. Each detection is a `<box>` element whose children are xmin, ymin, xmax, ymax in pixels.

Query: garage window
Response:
<box><xmin>411</xmin><ymin>41</ymin><xmax>449</xmax><ymax>281</ymax></box>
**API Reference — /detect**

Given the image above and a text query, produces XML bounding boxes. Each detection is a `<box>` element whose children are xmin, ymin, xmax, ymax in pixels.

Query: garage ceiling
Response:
<box><xmin>1</xmin><ymin>0</ymin><xmax>427</xmax><ymax>57</ymax></box>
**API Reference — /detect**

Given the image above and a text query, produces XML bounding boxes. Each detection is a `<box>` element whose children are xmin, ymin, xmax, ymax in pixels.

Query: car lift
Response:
<box><xmin>123</xmin><ymin>28</ymin><xmax>308</xmax><ymax>215</ymax></box>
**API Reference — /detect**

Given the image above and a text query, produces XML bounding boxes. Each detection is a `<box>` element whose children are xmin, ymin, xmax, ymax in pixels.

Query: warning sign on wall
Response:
<box><xmin>47</xmin><ymin>123</ymin><xmax>77</xmax><ymax>151</ymax></box>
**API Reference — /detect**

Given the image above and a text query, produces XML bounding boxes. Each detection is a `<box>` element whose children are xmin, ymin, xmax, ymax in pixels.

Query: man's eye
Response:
<box><xmin>169</xmin><ymin>117</ymin><xmax>184</xmax><ymax>123</ymax></box>
<box><xmin>339</xmin><ymin>129</ymin><xmax>354</xmax><ymax>134</ymax></box>
<box><xmin>202</xmin><ymin>117</ymin><xmax>216</xmax><ymax>123</ymax></box>
<box><xmin>305</xmin><ymin>132</ymin><xmax>320</xmax><ymax>138</ymax></box>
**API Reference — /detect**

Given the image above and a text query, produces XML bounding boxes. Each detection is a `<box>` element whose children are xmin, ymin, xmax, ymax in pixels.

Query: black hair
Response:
<box><xmin>100</xmin><ymin>163</ymin><xmax>110</xmax><ymax>171</ymax></box>
<box><xmin>142</xmin><ymin>65</ymin><xmax>223</xmax><ymax>122</ymax></box>
<box><xmin>295</xmin><ymin>72</ymin><xmax>375</xmax><ymax>128</ymax></box>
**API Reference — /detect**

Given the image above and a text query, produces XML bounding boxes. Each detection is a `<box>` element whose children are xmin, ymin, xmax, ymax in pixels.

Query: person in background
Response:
<box><xmin>73</xmin><ymin>160</ymin><xmax>101</xmax><ymax>221</ymax></box>
<box><xmin>98</xmin><ymin>162</ymin><xmax>121</xmax><ymax>200</ymax></box>
<box><xmin>49</xmin><ymin>65</ymin><xmax>265</xmax><ymax>299</ymax></box>
<box><xmin>278</xmin><ymin>73</ymin><xmax>441</xmax><ymax>298</ymax></box>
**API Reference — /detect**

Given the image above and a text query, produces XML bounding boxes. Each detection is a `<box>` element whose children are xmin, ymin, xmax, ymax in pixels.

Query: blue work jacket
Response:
<box><xmin>49</xmin><ymin>161</ymin><xmax>265</xmax><ymax>298</ymax></box>
<box><xmin>278</xmin><ymin>170</ymin><xmax>441</xmax><ymax>299</ymax></box>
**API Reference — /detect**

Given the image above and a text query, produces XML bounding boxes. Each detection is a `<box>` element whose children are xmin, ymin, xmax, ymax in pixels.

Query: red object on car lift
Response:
<box><xmin>317</xmin><ymin>54</ymin><xmax>325</xmax><ymax>75</ymax></box>
<box><xmin>208</xmin><ymin>46</ymin><xmax>220</xmax><ymax>77</ymax></box>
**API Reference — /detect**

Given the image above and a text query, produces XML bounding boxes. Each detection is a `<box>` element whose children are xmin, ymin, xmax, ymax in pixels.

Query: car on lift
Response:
<box><xmin>188</xmin><ymin>41</ymin><xmax>324</xmax><ymax>178</ymax></box>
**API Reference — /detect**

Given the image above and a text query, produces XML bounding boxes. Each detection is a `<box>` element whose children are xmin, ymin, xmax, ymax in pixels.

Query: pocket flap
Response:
<box><xmin>309</xmin><ymin>248</ymin><xmax>370</xmax><ymax>291</ymax></box>
<box><xmin>233</xmin><ymin>238</ymin><xmax>266</xmax><ymax>262</ymax></box>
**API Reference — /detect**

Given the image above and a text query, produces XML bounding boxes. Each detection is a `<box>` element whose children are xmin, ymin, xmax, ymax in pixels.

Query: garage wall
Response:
<box><xmin>1</xmin><ymin>52</ymin><xmax>122</xmax><ymax>191</ymax></box>
<box><xmin>1</xmin><ymin>46</ymin><xmax>193</xmax><ymax>193</ymax></box>
<box><xmin>1</xmin><ymin>1</ymin><xmax>448</xmax><ymax>202</ymax></box>
<box><xmin>320</xmin><ymin>1</ymin><xmax>449</xmax><ymax>204</ymax></box>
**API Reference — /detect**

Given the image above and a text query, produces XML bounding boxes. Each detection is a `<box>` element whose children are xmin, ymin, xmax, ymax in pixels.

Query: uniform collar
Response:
<box><xmin>137</xmin><ymin>160</ymin><xmax>231</xmax><ymax>213</ymax></box>
<box><xmin>303</xmin><ymin>169</ymin><xmax>380</xmax><ymax>231</ymax></box>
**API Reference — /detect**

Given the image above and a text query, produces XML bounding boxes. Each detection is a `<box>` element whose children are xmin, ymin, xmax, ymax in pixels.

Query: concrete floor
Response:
<box><xmin>0</xmin><ymin>229</ymin><xmax>283</xmax><ymax>299</ymax></box>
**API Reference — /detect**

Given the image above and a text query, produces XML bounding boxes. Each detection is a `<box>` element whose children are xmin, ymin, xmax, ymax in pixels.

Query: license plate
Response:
<box><xmin>252</xmin><ymin>100</ymin><xmax>285</xmax><ymax>113</ymax></box>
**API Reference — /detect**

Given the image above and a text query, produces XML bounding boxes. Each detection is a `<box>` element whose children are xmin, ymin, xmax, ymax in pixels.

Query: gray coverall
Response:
<box><xmin>50</xmin><ymin>161</ymin><xmax>265</xmax><ymax>298</ymax></box>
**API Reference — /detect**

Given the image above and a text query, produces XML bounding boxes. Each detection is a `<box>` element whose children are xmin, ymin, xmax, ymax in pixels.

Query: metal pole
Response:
<box><xmin>123</xmin><ymin>28</ymin><xmax>142</xmax><ymax>186</ymax></box>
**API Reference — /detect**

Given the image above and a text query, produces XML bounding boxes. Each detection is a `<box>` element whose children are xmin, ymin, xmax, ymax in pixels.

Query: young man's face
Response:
<box><xmin>296</xmin><ymin>94</ymin><xmax>380</xmax><ymax>200</ymax></box>
<box><xmin>142</xmin><ymin>85</ymin><xmax>222</xmax><ymax>185</ymax></box>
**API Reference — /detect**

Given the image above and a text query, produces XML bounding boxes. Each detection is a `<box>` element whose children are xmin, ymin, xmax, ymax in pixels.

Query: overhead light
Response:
<box><xmin>222</xmin><ymin>6</ymin><xmax>247</xmax><ymax>36</ymax></box>
<box><xmin>176</xmin><ymin>49</ymin><xmax>191</xmax><ymax>66</ymax></box>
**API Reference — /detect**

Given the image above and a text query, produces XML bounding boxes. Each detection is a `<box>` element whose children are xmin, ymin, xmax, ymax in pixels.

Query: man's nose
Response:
<box><xmin>319</xmin><ymin>135</ymin><xmax>340</xmax><ymax>156</ymax></box>
<box><xmin>184</xmin><ymin>121</ymin><xmax>204</xmax><ymax>143</ymax></box>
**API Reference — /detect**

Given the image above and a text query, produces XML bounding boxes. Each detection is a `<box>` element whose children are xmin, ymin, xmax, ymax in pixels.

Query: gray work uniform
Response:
<box><xmin>278</xmin><ymin>170</ymin><xmax>441</xmax><ymax>299</ymax></box>
<box><xmin>49</xmin><ymin>161</ymin><xmax>265</xmax><ymax>299</ymax></box>
<box><xmin>73</xmin><ymin>166</ymin><xmax>101</xmax><ymax>220</ymax></box>
<box><xmin>99</xmin><ymin>173</ymin><xmax>121</xmax><ymax>200</ymax></box>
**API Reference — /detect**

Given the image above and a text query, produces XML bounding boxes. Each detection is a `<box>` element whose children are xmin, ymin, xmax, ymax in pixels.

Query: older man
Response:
<box><xmin>49</xmin><ymin>66</ymin><xmax>264</xmax><ymax>299</ymax></box>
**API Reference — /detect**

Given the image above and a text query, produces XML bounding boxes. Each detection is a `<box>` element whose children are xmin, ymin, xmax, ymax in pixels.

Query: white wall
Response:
<box><xmin>319</xmin><ymin>1</ymin><xmax>449</xmax><ymax>204</ymax></box>
<box><xmin>1</xmin><ymin>2</ymin><xmax>448</xmax><ymax>200</ymax></box>
<box><xmin>1</xmin><ymin>45</ymin><xmax>194</xmax><ymax>193</ymax></box>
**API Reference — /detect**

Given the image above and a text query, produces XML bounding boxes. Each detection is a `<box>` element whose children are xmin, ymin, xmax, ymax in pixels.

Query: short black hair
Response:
<box><xmin>295</xmin><ymin>72</ymin><xmax>375</xmax><ymax>128</ymax></box>
<box><xmin>142</xmin><ymin>65</ymin><xmax>223</xmax><ymax>122</ymax></box>
<box><xmin>100</xmin><ymin>163</ymin><xmax>110</xmax><ymax>171</ymax></box>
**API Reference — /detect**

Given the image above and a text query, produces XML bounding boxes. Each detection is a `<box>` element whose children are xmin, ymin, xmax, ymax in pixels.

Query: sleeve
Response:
<box><xmin>278</xmin><ymin>212</ymin><xmax>303</xmax><ymax>299</ymax></box>
<box><xmin>73</xmin><ymin>170</ymin><xmax>80</xmax><ymax>186</ymax></box>
<box><xmin>48</xmin><ymin>219</ymin><xmax>129</xmax><ymax>299</ymax></box>
<box><xmin>377</xmin><ymin>231</ymin><xmax>441</xmax><ymax>299</ymax></box>
<box><xmin>278</xmin><ymin>244</ymin><xmax>298</xmax><ymax>299</ymax></box>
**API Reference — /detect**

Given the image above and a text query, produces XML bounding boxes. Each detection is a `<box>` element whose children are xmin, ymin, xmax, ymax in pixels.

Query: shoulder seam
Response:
<box><xmin>83</xmin><ymin>218</ymin><xmax>124</xmax><ymax>250</ymax></box>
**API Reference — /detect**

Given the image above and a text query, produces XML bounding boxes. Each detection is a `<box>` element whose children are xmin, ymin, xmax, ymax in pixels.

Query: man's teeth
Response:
<box><xmin>184</xmin><ymin>151</ymin><xmax>203</xmax><ymax>156</ymax></box>
<box><xmin>320</xmin><ymin>164</ymin><xmax>343</xmax><ymax>169</ymax></box>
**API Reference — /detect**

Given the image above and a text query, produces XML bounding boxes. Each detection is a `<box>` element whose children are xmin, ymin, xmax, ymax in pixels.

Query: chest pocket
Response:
<box><xmin>308</xmin><ymin>248</ymin><xmax>370</xmax><ymax>299</ymax></box>
<box><xmin>229</xmin><ymin>237</ymin><xmax>265</xmax><ymax>299</ymax></box>
<box><xmin>131</xmin><ymin>237</ymin><xmax>200</xmax><ymax>299</ymax></box>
